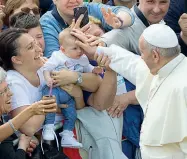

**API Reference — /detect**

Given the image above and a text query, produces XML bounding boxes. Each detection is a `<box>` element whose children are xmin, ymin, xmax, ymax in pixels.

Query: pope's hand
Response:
<box><xmin>94</xmin><ymin>52</ymin><xmax>111</xmax><ymax>71</ymax></box>
<box><xmin>101</xmin><ymin>8</ymin><xmax>122</xmax><ymax>29</ymax></box>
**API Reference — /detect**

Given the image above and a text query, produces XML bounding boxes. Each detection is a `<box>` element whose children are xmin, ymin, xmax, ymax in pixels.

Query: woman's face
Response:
<box><xmin>0</xmin><ymin>81</ymin><xmax>12</xmax><ymax>115</ymax></box>
<box><xmin>54</xmin><ymin>0</ymin><xmax>82</xmax><ymax>16</ymax></box>
<box><xmin>14</xmin><ymin>33</ymin><xmax>43</xmax><ymax>71</ymax></box>
<box><xmin>13</xmin><ymin>0</ymin><xmax>40</xmax><ymax>19</ymax></box>
<box><xmin>85</xmin><ymin>23</ymin><xmax>105</xmax><ymax>37</ymax></box>
<box><xmin>28</xmin><ymin>26</ymin><xmax>45</xmax><ymax>54</ymax></box>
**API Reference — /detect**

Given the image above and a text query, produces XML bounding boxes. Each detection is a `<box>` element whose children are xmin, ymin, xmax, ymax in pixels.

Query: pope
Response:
<box><xmin>74</xmin><ymin>24</ymin><xmax>187</xmax><ymax>159</ymax></box>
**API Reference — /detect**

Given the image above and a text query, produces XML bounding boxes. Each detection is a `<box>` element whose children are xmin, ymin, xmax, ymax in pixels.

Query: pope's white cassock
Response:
<box><xmin>96</xmin><ymin>32</ymin><xmax>187</xmax><ymax>158</ymax></box>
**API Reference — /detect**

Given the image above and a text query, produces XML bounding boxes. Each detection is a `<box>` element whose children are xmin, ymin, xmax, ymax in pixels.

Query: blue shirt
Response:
<box><xmin>40</xmin><ymin>2</ymin><xmax>134</xmax><ymax>58</ymax></box>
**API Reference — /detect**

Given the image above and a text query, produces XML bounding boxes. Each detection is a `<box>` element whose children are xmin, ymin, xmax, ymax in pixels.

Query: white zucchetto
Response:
<box><xmin>142</xmin><ymin>24</ymin><xmax>178</xmax><ymax>48</ymax></box>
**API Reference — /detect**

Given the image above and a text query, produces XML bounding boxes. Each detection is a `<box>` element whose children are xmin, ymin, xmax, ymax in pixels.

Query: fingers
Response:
<box><xmin>81</xmin><ymin>23</ymin><xmax>91</xmax><ymax>33</ymax></box>
<box><xmin>74</xmin><ymin>14</ymin><xmax>84</xmax><ymax>29</ymax></box>
<box><xmin>58</xmin><ymin>104</ymin><xmax>68</xmax><ymax>109</ymax></box>
<box><xmin>71</xmin><ymin>30</ymin><xmax>88</xmax><ymax>43</ymax></box>
<box><xmin>42</xmin><ymin>98</ymin><xmax>56</xmax><ymax>105</ymax></box>
<box><xmin>180</xmin><ymin>13</ymin><xmax>187</xmax><ymax>19</ymax></box>
<box><xmin>70</xmin><ymin>19</ymin><xmax>75</xmax><ymax>29</ymax></box>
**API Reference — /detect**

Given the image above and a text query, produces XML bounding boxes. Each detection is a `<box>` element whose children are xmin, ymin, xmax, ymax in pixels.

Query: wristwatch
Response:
<box><xmin>75</xmin><ymin>72</ymin><xmax>83</xmax><ymax>85</ymax></box>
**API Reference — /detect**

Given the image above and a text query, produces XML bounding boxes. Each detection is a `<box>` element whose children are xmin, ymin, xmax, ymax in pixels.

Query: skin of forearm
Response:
<box><xmin>0</xmin><ymin>106</ymin><xmax>34</xmax><ymax>142</ymax></box>
<box><xmin>76</xmin><ymin>72</ymin><xmax>102</xmax><ymax>93</ymax></box>
<box><xmin>125</xmin><ymin>90</ymin><xmax>139</xmax><ymax>105</ymax></box>
<box><xmin>90</xmin><ymin>70</ymin><xmax>117</xmax><ymax>110</ymax></box>
<box><xmin>11</xmin><ymin>106</ymin><xmax>45</xmax><ymax>137</ymax></box>
<box><xmin>74</xmin><ymin>96</ymin><xmax>85</xmax><ymax>110</ymax></box>
<box><xmin>19</xmin><ymin>115</ymin><xmax>45</xmax><ymax>136</ymax></box>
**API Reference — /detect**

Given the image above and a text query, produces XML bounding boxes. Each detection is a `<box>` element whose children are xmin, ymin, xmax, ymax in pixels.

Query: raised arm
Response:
<box><xmin>84</xmin><ymin>2</ymin><xmax>134</xmax><ymax>31</ymax></box>
<box><xmin>0</xmin><ymin>99</ymin><xmax>57</xmax><ymax>141</ymax></box>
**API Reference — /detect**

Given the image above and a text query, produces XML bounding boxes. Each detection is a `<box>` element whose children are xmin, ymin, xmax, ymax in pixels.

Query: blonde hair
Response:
<box><xmin>89</xmin><ymin>16</ymin><xmax>101</xmax><ymax>25</ymax></box>
<box><xmin>59</xmin><ymin>28</ymin><xmax>76</xmax><ymax>47</ymax></box>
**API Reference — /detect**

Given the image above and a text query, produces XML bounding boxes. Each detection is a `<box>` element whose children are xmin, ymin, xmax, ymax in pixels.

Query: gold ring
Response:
<box><xmin>99</xmin><ymin>64</ymin><xmax>105</xmax><ymax>67</ymax></box>
<box><xmin>117</xmin><ymin>107</ymin><xmax>120</xmax><ymax>111</ymax></box>
<box><xmin>43</xmin><ymin>109</ymin><xmax>45</xmax><ymax>114</ymax></box>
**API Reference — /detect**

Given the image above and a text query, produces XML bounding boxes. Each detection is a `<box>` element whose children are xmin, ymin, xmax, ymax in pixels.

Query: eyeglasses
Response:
<box><xmin>0</xmin><ymin>84</ymin><xmax>11</xmax><ymax>96</ymax></box>
<box><xmin>21</xmin><ymin>7</ymin><xmax>40</xmax><ymax>15</ymax></box>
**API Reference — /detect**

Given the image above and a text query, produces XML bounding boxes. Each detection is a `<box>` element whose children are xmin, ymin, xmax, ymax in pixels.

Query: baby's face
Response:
<box><xmin>63</xmin><ymin>40</ymin><xmax>84</xmax><ymax>59</ymax></box>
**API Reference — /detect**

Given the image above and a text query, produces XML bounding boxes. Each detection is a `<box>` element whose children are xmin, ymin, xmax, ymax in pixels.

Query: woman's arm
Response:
<box><xmin>52</xmin><ymin>70</ymin><xmax>102</xmax><ymax>93</ymax></box>
<box><xmin>0</xmin><ymin>107</ymin><xmax>34</xmax><ymax>142</ymax></box>
<box><xmin>88</xmin><ymin>70</ymin><xmax>117</xmax><ymax>110</ymax></box>
<box><xmin>84</xmin><ymin>2</ymin><xmax>134</xmax><ymax>31</ymax></box>
<box><xmin>11</xmin><ymin>106</ymin><xmax>45</xmax><ymax>137</ymax></box>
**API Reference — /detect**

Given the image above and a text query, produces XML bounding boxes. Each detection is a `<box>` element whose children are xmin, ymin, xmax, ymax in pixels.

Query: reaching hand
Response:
<box><xmin>94</xmin><ymin>52</ymin><xmax>111</xmax><ymax>71</ymax></box>
<box><xmin>31</xmin><ymin>98</ymin><xmax>57</xmax><ymax>115</ymax></box>
<box><xmin>179</xmin><ymin>13</ymin><xmax>187</xmax><ymax>37</ymax></box>
<box><xmin>101</xmin><ymin>8</ymin><xmax>122</xmax><ymax>29</ymax></box>
<box><xmin>107</xmin><ymin>94</ymin><xmax>129</xmax><ymax>118</ymax></box>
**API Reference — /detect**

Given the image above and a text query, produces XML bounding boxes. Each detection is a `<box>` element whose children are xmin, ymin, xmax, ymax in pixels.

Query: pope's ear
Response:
<box><xmin>152</xmin><ymin>49</ymin><xmax>160</xmax><ymax>63</ymax></box>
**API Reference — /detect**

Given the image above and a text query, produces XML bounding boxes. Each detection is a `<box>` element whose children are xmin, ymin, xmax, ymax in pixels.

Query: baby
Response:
<box><xmin>42</xmin><ymin>28</ymin><xmax>101</xmax><ymax>148</ymax></box>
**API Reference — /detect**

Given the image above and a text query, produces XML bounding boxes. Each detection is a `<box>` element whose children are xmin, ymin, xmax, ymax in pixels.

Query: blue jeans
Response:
<box><xmin>42</xmin><ymin>86</ymin><xmax>77</xmax><ymax>131</ymax></box>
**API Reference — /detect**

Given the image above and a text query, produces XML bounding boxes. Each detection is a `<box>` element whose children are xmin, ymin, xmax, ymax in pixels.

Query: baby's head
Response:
<box><xmin>59</xmin><ymin>28</ymin><xmax>83</xmax><ymax>59</ymax></box>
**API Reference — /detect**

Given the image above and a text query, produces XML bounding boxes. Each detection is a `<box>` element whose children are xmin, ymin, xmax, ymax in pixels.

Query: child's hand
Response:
<box><xmin>101</xmin><ymin>8</ymin><xmax>122</xmax><ymax>29</ymax></box>
<box><xmin>92</xmin><ymin>67</ymin><xmax>104</xmax><ymax>74</ymax></box>
<box><xmin>46</xmin><ymin>78</ymin><xmax>53</xmax><ymax>87</ymax></box>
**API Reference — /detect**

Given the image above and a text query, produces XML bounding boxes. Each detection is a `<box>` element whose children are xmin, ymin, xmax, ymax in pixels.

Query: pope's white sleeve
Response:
<box><xmin>97</xmin><ymin>44</ymin><xmax>141</xmax><ymax>86</ymax></box>
<box><xmin>179</xmin><ymin>137</ymin><xmax>187</xmax><ymax>158</ymax></box>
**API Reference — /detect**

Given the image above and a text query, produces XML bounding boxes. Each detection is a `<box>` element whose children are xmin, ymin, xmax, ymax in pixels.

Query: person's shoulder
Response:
<box><xmin>6</xmin><ymin>70</ymin><xmax>24</xmax><ymax>84</ymax></box>
<box><xmin>40</xmin><ymin>11</ymin><xmax>57</xmax><ymax>27</ymax></box>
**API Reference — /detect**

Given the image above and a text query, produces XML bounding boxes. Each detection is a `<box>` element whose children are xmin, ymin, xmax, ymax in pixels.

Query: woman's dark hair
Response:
<box><xmin>9</xmin><ymin>12</ymin><xmax>40</xmax><ymax>29</ymax></box>
<box><xmin>0</xmin><ymin>28</ymin><xmax>28</xmax><ymax>71</ymax></box>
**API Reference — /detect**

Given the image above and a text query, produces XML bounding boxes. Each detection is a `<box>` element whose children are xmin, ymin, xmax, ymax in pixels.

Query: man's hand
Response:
<box><xmin>107</xmin><ymin>94</ymin><xmax>130</xmax><ymax>118</ymax></box>
<box><xmin>179</xmin><ymin>13</ymin><xmax>187</xmax><ymax>44</ymax></box>
<box><xmin>101</xmin><ymin>8</ymin><xmax>122</xmax><ymax>29</ymax></box>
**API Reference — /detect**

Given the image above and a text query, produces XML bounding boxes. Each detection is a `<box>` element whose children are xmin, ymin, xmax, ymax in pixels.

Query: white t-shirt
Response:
<box><xmin>6</xmin><ymin>69</ymin><xmax>63</xmax><ymax>123</ymax></box>
<box><xmin>43</xmin><ymin>50</ymin><xmax>94</xmax><ymax>73</ymax></box>
<box><xmin>6</xmin><ymin>69</ymin><xmax>45</xmax><ymax>110</ymax></box>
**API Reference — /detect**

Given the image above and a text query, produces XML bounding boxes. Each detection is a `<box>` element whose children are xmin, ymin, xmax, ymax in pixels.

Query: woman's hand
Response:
<box><xmin>18</xmin><ymin>134</ymin><xmax>32</xmax><ymax>152</ymax></box>
<box><xmin>101</xmin><ymin>8</ymin><xmax>122</xmax><ymax>29</ymax></box>
<box><xmin>70</xmin><ymin>15</ymin><xmax>91</xmax><ymax>33</ymax></box>
<box><xmin>26</xmin><ymin>138</ymin><xmax>38</xmax><ymax>157</ymax></box>
<box><xmin>30</xmin><ymin>98</ymin><xmax>57</xmax><ymax>115</ymax></box>
<box><xmin>107</xmin><ymin>94</ymin><xmax>130</xmax><ymax>118</ymax></box>
<box><xmin>51</xmin><ymin>69</ymin><xmax>78</xmax><ymax>87</ymax></box>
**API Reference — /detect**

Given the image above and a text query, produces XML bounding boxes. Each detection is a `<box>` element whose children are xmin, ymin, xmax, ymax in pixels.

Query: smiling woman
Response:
<box><xmin>0</xmin><ymin>66</ymin><xmax>57</xmax><ymax>159</ymax></box>
<box><xmin>0</xmin><ymin>28</ymin><xmax>57</xmax><ymax>137</ymax></box>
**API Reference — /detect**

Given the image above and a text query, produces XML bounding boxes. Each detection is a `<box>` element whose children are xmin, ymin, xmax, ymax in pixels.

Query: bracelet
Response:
<box><xmin>8</xmin><ymin>120</ymin><xmax>20</xmax><ymax>137</ymax></box>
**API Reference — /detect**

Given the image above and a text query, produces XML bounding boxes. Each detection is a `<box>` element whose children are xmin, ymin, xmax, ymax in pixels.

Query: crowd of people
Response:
<box><xmin>0</xmin><ymin>0</ymin><xmax>186</xmax><ymax>159</ymax></box>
